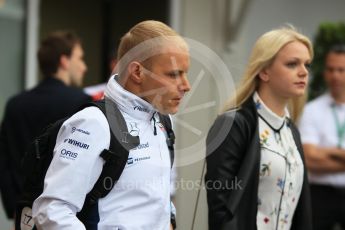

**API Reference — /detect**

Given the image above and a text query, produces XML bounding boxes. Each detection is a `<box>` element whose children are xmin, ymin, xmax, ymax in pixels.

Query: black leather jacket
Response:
<box><xmin>205</xmin><ymin>97</ymin><xmax>312</xmax><ymax>230</ymax></box>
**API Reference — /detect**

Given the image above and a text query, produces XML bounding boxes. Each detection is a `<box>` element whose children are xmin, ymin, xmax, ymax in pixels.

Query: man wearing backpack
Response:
<box><xmin>0</xmin><ymin>31</ymin><xmax>90</xmax><ymax>220</ymax></box>
<box><xmin>32</xmin><ymin>20</ymin><xmax>191</xmax><ymax>230</ymax></box>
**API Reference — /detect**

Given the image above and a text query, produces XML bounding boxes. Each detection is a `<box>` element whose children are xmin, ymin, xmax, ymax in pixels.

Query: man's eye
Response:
<box><xmin>326</xmin><ymin>67</ymin><xmax>334</xmax><ymax>73</ymax></box>
<box><xmin>167</xmin><ymin>72</ymin><xmax>179</xmax><ymax>78</ymax></box>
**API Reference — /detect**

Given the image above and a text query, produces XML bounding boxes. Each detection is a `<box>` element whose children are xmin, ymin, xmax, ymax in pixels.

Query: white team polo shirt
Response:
<box><xmin>299</xmin><ymin>93</ymin><xmax>345</xmax><ymax>187</ymax></box>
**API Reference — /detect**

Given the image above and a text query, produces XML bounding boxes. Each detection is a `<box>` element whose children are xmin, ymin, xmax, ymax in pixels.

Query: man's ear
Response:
<box><xmin>128</xmin><ymin>61</ymin><xmax>143</xmax><ymax>84</ymax></box>
<box><xmin>258</xmin><ymin>67</ymin><xmax>270</xmax><ymax>82</ymax></box>
<box><xmin>60</xmin><ymin>55</ymin><xmax>70</xmax><ymax>70</ymax></box>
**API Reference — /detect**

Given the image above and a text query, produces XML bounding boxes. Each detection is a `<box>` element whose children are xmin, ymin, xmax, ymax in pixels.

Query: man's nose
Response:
<box><xmin>180</xmin><ymin>75</ymin><xmax>191</xmax><ymax>92</ymax></box>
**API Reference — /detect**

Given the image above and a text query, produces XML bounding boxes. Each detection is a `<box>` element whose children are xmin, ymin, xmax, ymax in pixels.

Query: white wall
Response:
<box><xmin>224</xmin><ymin>0</ymin><xmax>345</xmax><ymax>84</ymax></box>
<box><xmin>0</xmin><ymin>0</ymin><xmax>26</xmax><ymax>227</ymax></box>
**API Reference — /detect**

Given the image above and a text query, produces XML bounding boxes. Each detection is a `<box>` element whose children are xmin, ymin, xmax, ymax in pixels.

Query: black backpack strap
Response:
<box><xmin>84</xmin><ymin>98</ymin><xmax>140</xmax><ymax>204</ymax></box>
<box><xmin>77</xmin><ymin>97</ymin><xmax>139</xmax><ymax>226</ymax></box>
<box><xmin>76</xmin><ymin>100</ymin><xmax>174</xmax><ymax>228</ymax></box>
<box><xmin>157</xmin><ymin>113</ymin><xmax>176</xmax><ymax>229</ymax></box>
<box><xmin>158</xmin><ymin>113</ymin><xmax>175</xmax><ymax>168</ymax></box>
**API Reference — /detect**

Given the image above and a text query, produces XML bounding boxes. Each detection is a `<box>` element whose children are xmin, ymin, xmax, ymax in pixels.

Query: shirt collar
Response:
<box><xmin>326</xmin><ymin>93</ymin><xmax>345</xmax><ymax>109</ymax></box>
<box><xmin>253</xmin><ymin>92</ymin><xmax>288</xmax><ymax>131</ymax></box>
<box><xmin>104</xmin><ymin>75</ymin><xmax>156</xmax><ymax>121</ymax></box>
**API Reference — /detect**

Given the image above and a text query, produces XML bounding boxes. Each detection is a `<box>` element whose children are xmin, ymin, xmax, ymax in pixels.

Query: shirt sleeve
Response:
<box><xmin>298</xmin><ymin>104</ymin><xmax>320</xmax><ymax>145</ymax></box>
<box><xmin>205</xmin><ymin>112</ymin><xmax>248</xmax><ymax>230</ymax></box>
<box><xmin>0</xmin><ymin>99</ymin><xmax>24</xmax><ymax>218</ymax></box>
<box><xmin>0</xmin><ymin>102</ymin><xmax>17</xmax><ymax>218</ymax></box>
<box><xmin>32</xmin><ymin>107</ymin><xmax>110</xmax><ymax>230</ymax></box>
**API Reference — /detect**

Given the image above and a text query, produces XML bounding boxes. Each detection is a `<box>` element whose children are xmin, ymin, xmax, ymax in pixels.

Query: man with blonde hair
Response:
<box><xmin>32</xmin><ymin>20</ymin><xmax>190</xmax><ymax>230</ymax></box>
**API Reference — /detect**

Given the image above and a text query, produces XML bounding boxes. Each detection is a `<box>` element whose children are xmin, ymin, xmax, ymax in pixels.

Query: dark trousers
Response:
<box><xmin>310</xmin><ymin>184</ymin><xmax>345</xmax><ymax>230</ymax></box>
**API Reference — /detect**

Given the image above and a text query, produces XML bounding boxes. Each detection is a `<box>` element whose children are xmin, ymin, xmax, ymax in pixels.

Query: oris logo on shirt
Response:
<box><xmin>64</xmin><ymin>138</ymin><xmax>90</xmax><ymax>149</ymax></box>
<box><xmin>60</xmin><ymin>149</ymin><xmax>78</xmax><ymax>160</ymax></box>
<box><xmin>133</xmin><ymin>106</ymin><xmax>149</xmax><ymax>113</ymax></box>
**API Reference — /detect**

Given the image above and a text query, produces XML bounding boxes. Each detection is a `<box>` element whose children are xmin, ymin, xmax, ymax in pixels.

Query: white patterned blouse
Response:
<box><xmin>254</xmin><ymin>92</ymin><xmax>304</xmax><ymax>230</ymax></box>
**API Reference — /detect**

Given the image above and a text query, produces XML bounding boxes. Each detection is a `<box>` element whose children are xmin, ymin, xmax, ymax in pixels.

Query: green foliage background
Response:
<box><xmin>309</xmin><ymin>22</ymin><xmax>345</xmax><ymax>100</ymax></box>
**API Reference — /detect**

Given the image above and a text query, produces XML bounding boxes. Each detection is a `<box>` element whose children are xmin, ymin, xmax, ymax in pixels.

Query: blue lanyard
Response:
<box><xmin>331</xmin><ymin>104</ymin><xmax>345</xmax><ymax>148</ymax></box>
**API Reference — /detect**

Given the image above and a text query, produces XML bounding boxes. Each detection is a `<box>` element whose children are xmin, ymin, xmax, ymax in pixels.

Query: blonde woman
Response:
<box><xmin>205</xmin><ymin>26</ymin><xmax>313</xmax><ymax>230</ymax></box>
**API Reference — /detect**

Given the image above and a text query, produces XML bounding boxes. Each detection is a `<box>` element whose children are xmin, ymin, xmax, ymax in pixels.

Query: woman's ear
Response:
<box><xmin>258</xmin><ymin>68</ymin><xmax>270</xmax><ymax>82</ymax></box>
<box><xmin>128</xmin><ymin>61</ymin><xmax>143</xmax><ymax>84</ymax></box>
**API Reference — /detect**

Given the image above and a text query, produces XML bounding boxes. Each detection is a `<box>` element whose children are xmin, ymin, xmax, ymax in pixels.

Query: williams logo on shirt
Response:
<box><xmin>64</xmin><ymin>138</ymin><xmax>90</xmax><ymax>149</ymax></box>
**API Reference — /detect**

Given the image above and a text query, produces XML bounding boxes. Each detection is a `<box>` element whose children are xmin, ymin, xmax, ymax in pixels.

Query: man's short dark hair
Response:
<box><xmin>327</xmin><ymin>44</ymin><xmax>345</xmax><ymax>55</ymax></box>
<box><xmin>38</xmin><ymin>31</ymin><xmax>81</xmax><ymax>77</ymax></box>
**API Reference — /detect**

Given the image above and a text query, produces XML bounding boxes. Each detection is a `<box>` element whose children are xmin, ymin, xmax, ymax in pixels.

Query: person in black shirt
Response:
<box><xmin>0</xmin><ymin>30</ymin><xmax>91</xmax><ymax>219</ymax></box>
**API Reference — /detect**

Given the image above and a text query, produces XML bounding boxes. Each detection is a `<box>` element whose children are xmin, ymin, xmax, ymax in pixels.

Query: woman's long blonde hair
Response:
<box><xmin>223</xmin><ymin>26</ymin><xmax>313</xmax><ymax>121</ymax></box>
